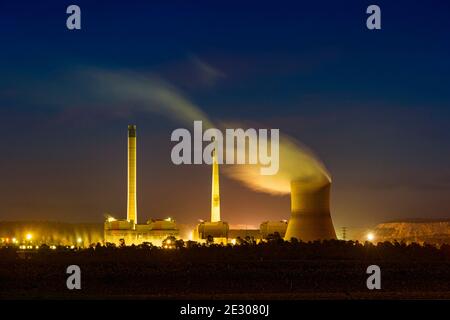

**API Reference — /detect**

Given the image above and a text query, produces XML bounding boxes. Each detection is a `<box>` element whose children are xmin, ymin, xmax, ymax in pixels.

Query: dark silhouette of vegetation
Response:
<box><xmin>1</xmin><ymin>239</ymin><xmax>450</xmax><ymax>299</ymax></box>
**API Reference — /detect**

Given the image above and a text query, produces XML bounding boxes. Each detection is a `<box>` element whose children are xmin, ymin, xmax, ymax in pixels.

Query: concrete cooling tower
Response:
<box><xmin>284</xmin><ymin>180</ymin><xmax>337</xmax><ymax>241</ymax></box>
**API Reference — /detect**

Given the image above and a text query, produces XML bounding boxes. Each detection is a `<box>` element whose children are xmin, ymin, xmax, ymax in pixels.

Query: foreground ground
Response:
<box><xmin>1</xmin><ymin>240</ymin><xmax>450</xmax><ymax>299</ymax></box>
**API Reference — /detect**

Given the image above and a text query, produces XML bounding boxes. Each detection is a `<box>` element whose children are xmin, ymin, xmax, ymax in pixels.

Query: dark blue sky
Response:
<box><xmin>0</xmin><ymin>0</ymin><xmax>449</xmax><ymax>228</ymax></box>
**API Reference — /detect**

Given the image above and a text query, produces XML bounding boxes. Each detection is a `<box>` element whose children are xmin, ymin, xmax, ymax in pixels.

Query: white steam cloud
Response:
<box><xmin>88</xmin><ymin>69</ymin><xmax>214</xmax><ymax>129</ymax></box>
<box><xmin>86</xmin><ymin>69</ymin><xmax>330</xmax><ymax>195</ymax></box>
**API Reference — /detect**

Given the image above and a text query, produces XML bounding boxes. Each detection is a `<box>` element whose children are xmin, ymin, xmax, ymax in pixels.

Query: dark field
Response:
<box><xmin>1</xmin><ymin>241</ymin><xmax>450</xmax><ymax>299</ymax></box>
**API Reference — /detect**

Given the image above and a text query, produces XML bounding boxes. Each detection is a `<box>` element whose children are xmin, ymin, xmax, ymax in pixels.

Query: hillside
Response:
<box><xmin>374</xmin><ymin>221</ymin><xmax>450</xmax><ymax>244</ymax></box>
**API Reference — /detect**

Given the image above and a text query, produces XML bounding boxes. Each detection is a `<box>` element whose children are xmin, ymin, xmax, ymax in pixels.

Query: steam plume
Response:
<box><xmin>88</xmin><ymin>69</ymin><xmax>214</xmax><ymax>129</ymax></box>
<box><xmin>87</xmin><ymin>69</ymin><xmax>330</xmax><ymax>195</ymax></box>
<box><xmin>223</xmin><ymin>135</ymin><xmax>330</xmax><ymax>195</ymax></box>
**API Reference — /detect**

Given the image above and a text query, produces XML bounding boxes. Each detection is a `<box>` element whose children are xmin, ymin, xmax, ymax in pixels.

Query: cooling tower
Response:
<box><xmin>127</xmin><ymin>125</ymin><xmax>137</xmax><ymax>226</ymax></box>
<box><xmin>284</xmin><ymin>180</ymin><xmax>337</xmax><ymax>241</ymax></box>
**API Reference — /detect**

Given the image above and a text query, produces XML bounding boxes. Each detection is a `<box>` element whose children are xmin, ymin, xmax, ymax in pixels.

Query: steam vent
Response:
<box><xmin>284</xmin><ymin>180</ymin><xmax>337</xmax><ymax>241</ymax></box>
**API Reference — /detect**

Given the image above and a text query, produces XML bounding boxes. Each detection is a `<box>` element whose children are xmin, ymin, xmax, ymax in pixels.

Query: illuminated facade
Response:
<box><xmin>104</xmin><ymin>125</ymin><xmax>179</xmax><ymax>246</ymax></box>
<box><xmin>104</xmin><ymin>218</ymin><xmax>179</xmax><ymax>246</ymax></box>
<box><xmin>260</xmin><ymin>221</ymin><xmax>288</xmax><ymax>239</ymax></box>
<box><xmin>194</xmin><ymin>221</ymin><xmax>229</xmax><ymax>244</ymax></box>
<box><xmin>194</xmin><ymin>142</ymin><xmax>229</xmax><ymax>243</ymax></box>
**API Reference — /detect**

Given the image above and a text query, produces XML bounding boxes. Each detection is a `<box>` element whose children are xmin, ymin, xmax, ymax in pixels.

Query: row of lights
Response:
<box><xmin>19</xmin><ymin>245</ymin><xmax>77</xmax><ymax>250</ymax></box>
<box><xmin>1</xmin><ymin>234</ymin><xmax>32</xmax><ymax>244</ymax></box>
<box><xmin>2</xmin><ymin>233</ymin><xmax>84</xmax><ymax>247</ymax></box>
<box><xmin>6</xmin><ymin>232</ymin><xmax>376</xmax><ymax>247</ymax></box>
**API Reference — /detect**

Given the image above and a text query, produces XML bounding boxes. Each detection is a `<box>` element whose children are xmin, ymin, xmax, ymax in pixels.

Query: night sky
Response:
<box><xmin>0</xmin><ymin>0</ymin><xmax>449</xmax><ymax>229</ymax></box>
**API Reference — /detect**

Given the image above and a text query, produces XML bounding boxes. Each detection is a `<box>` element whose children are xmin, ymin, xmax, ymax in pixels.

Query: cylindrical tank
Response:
<box><xmin>196</xmin><ymin>221</ymin><xmax>229</xmax><ymax>239</ymax></box>
<box><xmin>260</xmin><ymin>221</ymin><xmax>288</xmax><ymax>239</ymax></box>
<box><xmin>284</xmin><ymin>180</ymin><xmax>337</xmax><ymax>241</ymax></box>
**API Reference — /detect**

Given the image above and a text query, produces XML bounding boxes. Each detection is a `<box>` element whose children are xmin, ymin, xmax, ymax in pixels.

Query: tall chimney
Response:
<box><xmin>127</xmin><ymin>125</ymin><xmax>137</xmax><ymax>226</ymax></box>
<box><xmin>284</xmin><ymin>180</ymin><xmax>336</xmax><ymax>241</ymax></box>
<box><xmin>210</xmin><ymin>144</ymin><xmax>221</xmax><ymax>222</ymax></box>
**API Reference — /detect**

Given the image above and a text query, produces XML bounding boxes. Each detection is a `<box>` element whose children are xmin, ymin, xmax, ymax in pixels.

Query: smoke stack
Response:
<box><xmin>211</xmin><ymin>143</ymin><xmax>220</xmax><ymax>222</ymax></box>
<box><xmin>127</xmin><ymin>125</ymin><xmax>137</xmax><ymax>226</ymax></box>
<box><xmin>284</xmin><ymin>180</ymin><xmax>336</xmax><ymax>241</ymax></box>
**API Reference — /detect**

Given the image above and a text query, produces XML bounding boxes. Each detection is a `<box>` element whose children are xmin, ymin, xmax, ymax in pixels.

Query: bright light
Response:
<box><xmin>26</xmin><ymin>233</ymin><xmax>32</xmax><ymax>240</ymax></box>
<box><xmin>107</xmin><ymin>217</ymin><xmax>116</xmax><ymax>222</ymax></box>
<box><xmin>367</xmin><ymin>233</ymin><xmax>375</xmax><ymax>241</ymax></box>
<box><xmin>166</xmin><ymin>239</ymin><xmax>171</xmax><ymax>244</ymax></box>
<box><xmin>231</xmin><ymin>239</ymin><xmax>236</xmax><ymax>245</ymax></box>
<box><xmin>12</xmin><ymin>238</ymin><xmax>17</xmax><ymax>243</ymax></box>
<box><xmin>70</xmin><ymin>245</ymin><xmax>75</xmax><ymax>249</ymax></box>
<box><xmin>165</xmin><ymin>217</ymin><xmax>172</xmax><ymax>222</ymax></box>
<box><xmin>77</xmin><ymin>238</ymin><xmax>82</xmax><ymax>243</ymax></box>
<box><xmin>50</xmin><ymin>245</ymin><xmax>56</xmax><ymax>250</ymax></box>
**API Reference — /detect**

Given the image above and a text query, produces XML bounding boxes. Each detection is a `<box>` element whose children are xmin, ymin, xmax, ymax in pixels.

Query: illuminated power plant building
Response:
<box><xmin>104</xmin><ymin>125</ymin><xmax>179</xmax><ymax>246</ymax></box>
<box><xmin>104</xmin><ymin>126</ymin><xmax>335</xmax><ymax>247</ymax></box>
<box><xmin>193</xmin><ymin>146</ymin><xmax>288</xmax><ymax>244</ymax></box>
<box><xmin>259</xmin><ymin>220</ymin><xmax>288</xmax><ymax>239</ymax></box>
<box><xmin>194</xmin><ymin>145</ymin><xmax>229</xmax><ymax>243</ymax></box>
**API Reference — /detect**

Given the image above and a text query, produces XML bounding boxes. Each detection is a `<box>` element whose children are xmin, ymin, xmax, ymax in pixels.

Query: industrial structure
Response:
<box><xmin>104</xmin><ymin>125</ymin><xmax>179</xmax><ymax>246</ymax></box>
<box><xmin>127</xmin><ymin>124</ymin><xmax>137</xmax><ymax>227</ymax></box>
<box><xmin>260</xmin><ymin>220</ymin><xmax>288</xmax><ymax>239</ymax></box>
<box><xmin>104</xmin><ymin>125</ymin><xmax>337</xmax><ymax>247</ymax></box>
<box><xmin>211</xmin><ymin>141</ymin><xmax>221</xmax><ymax>223</ymax></box>
<box><xmin>193</xmin><ymin>144</ymin><xmax>290</xmax><ymax>244</ymax></box>
<box><xmin>284</xmin><ymin>180</ymin><xmax>337</xmax><ymax>241</ymax></box>
<box><xmin>194</xmin><ymin>144</ymin><xmax>229</xmax><ymax>243</ymax></box>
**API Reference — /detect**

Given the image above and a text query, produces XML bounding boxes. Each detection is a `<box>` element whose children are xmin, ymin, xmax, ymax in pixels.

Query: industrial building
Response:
<box><xmin>226</xmin><ymin>221</ymin><xmax>288</xmax><ymax>244</ymax></box>
<box><xmin>193</xmin><ymin>142</ymin><xmax>229</xmax><ymax>243</ymax></box>
<box><xmin>192</xmin><ymin>143</ymin><xmax>290</xmax><ymax>244</ymax></box>
<box><xmin>105</xmin><ymin>125</ymin><xmax>337</xmax><ymax>247</ymax></box>
<box><xmin>104</xmin><ymin>125</ymin><xmax>179</xmax><ymax>246</ymax></box>
<box><xmin>260</xmin><ymin>220</ymin><xmax>288</xmax><ymax>239</ymax></box>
